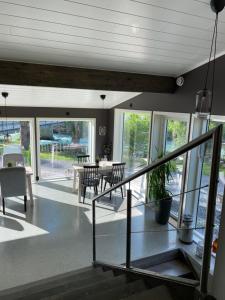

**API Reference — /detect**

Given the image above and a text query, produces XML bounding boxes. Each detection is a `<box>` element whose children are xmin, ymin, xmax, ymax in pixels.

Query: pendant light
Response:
<box><xmin>99</xmin><ymin>94</ymin><xmax>107</xmax><ymax>136</ymax></box>
<box><xmin>195</xmin><ymin>0</ymin><xmax>225</xmax><ymax>119</ymax></box>
<box><xmin>1</xmin><ymin>91</ymin><xmax>11</xmax><ymax>143</ymax></box>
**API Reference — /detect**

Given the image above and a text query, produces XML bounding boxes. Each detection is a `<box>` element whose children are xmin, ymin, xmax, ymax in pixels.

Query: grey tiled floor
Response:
<box><xmin>0</xmin><ymin>179</ymin><xmax>196</xmax><ymax>291</ymax></box>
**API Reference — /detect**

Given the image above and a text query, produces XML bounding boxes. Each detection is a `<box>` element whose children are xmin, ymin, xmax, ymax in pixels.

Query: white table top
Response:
<box><xmin>73</xmin><ymin>161</ymin><xmax>120</xmax><ymax>172</ymax></box>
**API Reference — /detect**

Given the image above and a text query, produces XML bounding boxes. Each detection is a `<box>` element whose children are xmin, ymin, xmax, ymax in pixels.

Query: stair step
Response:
<box><xmin>122</xmin><ymin>285</ymin><xmax>174</xmax><ymax>300</ymax></box>
<box><xmin>0</xmin><ymin>267</ymin><xmax>114</xmax><ymax>300</ymax></box>
<box><xmin>86</xmin><ymin>279</ymin><xmax>147</xmax><ymax>300</ymax></box>
<box><xmin>43</xmin><ymin>273</ymin><xmax>128</xmax><ymax>300</ymax></box>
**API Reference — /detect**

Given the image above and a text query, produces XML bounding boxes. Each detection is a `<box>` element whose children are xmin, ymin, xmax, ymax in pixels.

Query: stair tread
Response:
<box><xmin>123</xmin><ymin>285</ymin><xmax>174</xmax><ymax>300</ymax></box>
<box><xmin>85</xmin><ymin>279</ymin><xmax>147</xmax><ymax>300</ymax></box>
<box><xmin>146</xmin><ymin>259</ymin><xmax>191</xmax><ymax>277</ymax></box>
<box><xmin>0</xmin><ymin>267</ymin><xmax>114</xmax><ymax>300</ymax></box>
<box><xmin>41</xmin><ymin>273</ymin><xmax>128</xmax><ymax>300</ymax></box>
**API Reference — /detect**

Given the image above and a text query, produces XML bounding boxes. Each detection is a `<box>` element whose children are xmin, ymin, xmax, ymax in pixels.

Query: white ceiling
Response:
<box><xmin>0</xmin><ymin>85</ymin><xmax>140</xmax><ymax>108</ymax></box>
<box><xmin>0</xmin><ymin>0</ymin><xmax>224</xmax><ymax>76</ymax></box>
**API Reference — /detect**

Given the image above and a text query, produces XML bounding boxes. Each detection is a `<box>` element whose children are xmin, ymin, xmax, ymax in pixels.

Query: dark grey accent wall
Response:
<box><xmin>115</xmin><ymin>54</ymin><xmax>225</xmax><ymax>115</ymax></box>
<box><xmin>108</xmin><ymin>109</ymin><xmax>114</xmax><ymax>145</ymax></box>
<box><xmin>0</xmin><ymin>106</ymin><xmax>109</xmax><ymax>156</ymax></box>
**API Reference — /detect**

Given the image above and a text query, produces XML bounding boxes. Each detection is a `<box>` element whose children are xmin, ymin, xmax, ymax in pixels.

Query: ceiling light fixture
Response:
<box><xmin>99</xmin><ymin>94</ymin><xmax>107</xmax><ymax>136</ymax></box>
<box><xmin>195</xmin><ymin>0</ymin><xmax>225</xmax><ymax>119</ymax></box>
<box><xmin>100</xmin><ymin>94</ymin><xmax>106</xmax><ymax>109</ymax></box>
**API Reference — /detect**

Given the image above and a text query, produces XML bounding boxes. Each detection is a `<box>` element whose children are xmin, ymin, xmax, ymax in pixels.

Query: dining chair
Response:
<box><xmin>81</xmin><ymin>165</ymin><xmax>100</xmax><ymax>203</ymax></box>
<box><xmin>103</xmin><ymin>163</ymin><xmax>126</xmax><ymax>199</ymax></box>
<box><xmin>0</xmin><ymin>167</ymin><xmax>27</xmax><ymax>215</ymax></box>
<box><xmin>77</xmin><ymin>154</ymin><xmax>90</xmax><ymax>164</ymax></box>
<box><xmin>73</xmin><ymin>155</ymin><xmax>90</xmax><ymax>191</ymax></box>
<box><xmin>100</xmin><ymin>168</ymin><xmax>112</xmax><ymax>192</ymax></box>
<box><xmin>2</xmin><ymin>153</ymin><xmax>25</xmax><ymax>167</ymax></box>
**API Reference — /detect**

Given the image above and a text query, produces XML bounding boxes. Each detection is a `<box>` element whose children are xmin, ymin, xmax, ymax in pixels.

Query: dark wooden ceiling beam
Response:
<box><xmin>0</xmin><ymin>60</ymin><xmax>176</xmax><ymax>93</ymax></box>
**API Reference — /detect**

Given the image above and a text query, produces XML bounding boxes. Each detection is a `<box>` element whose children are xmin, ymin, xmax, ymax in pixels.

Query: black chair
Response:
<box><xmin>103</xmin><ymin>163</ymin><xmax>126</xmax><ymax>199</ymax></box>
<box><xmin>81</xmin><ymin>165</ymin><xmax>100</xmax><ymax>203</ymax></box>
<box><xmin>77</xmin><ymin>154</ymin><xmax>90</xmax><ymax>164</ymax></box>
<box><xmin>100</xmin><ymin>169</ymin><xmax>112</xmax><ymax>192</ymax></box>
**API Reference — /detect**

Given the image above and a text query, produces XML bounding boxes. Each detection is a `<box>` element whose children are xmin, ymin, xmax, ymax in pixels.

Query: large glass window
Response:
<box><xmin>38</xmin><ymin>119</ymin><xmax>94</xmax><ymax>179</ymax></box>
<box><xmin>121</xmin><ymin>111</ymin><xmax>151</xmax><ymax>200</ymax></box>
<box><xmin>164</xmin><ymin>119</ymin><xmax>188</xmax><ymax>218</ymax></box>
<box><xmin>122</xmin><ymin>112</ymin><xmax>151</xmax><ymax>173</ymax></box>
<box><xmin>0</xmin><ymin>120</ymin><xmax>33</xmax><ymax>167</ymax></box>
<box><xmin>196</xmin><ymin>120</ymin><xmax>225</xmax><ymax>239</ymax></box>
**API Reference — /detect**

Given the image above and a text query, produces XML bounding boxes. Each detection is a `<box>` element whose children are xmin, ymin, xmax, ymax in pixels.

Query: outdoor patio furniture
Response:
<box><xmin>2</xmin><ymin>153</ymin><xmax>24</xmax><ymax>167</ymax></box>
<box><xmin>77</xmin><ymin>154</ymin><xmax>90</xmax><ymax>164</ymax></box>
<box><xmin>103</xmin><ymin>163</ymin><xmax>126</xmax><ymax>200</ymax></box>
<box><xmin>0</xmin><ymin>167</ymin><xmax>27</xmax><ymax>215</ymax></box>
<box><xmin>81</xmin><ymin>165</ymin><xmax>100</xmax><ymax>203</ymax></box>
<box><xmin>3</xmin><ymin>144</ymin><xmax>22</xmax><ymax>155</ymax></box>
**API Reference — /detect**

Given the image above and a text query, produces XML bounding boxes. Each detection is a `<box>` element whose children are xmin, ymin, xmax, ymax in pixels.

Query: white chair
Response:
<box><xmin>2</xmin><ymin>153</ymin><xmax>24</xmax><ymax>167</ymax></box>
<box><xmin>0</xmin><ymin>167</ymin><xmax>27</xmax><ymax>215</ymax></box>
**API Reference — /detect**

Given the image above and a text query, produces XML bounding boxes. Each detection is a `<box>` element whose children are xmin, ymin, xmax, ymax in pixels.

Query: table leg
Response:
<box><xmin>78</xmin><ymin>174</ymin><xmax>82</xmax><ymax>203</ymax></box>
<box><xmin>27</xmin><ymin>175</ymin><xmax>34</xmax><ymax>206</ymax></box>
<box><xmin>73</xmin><ymin>169</ymin><xmax>77</xmax><ymax>192</ymax></box>
<box><xmin>0</xmin><ymin>195</ymin><xmax>2</xmax><ymax>213</ymax></box>
<box><xmin>123</xmin><ymin>184</ymin><xmax>126</xmax><ymax>198</ymax></box>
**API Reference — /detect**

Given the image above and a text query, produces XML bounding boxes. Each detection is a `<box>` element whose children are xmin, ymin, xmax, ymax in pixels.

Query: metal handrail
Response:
<box><xmin>92</xmin><ymin>124</ymin><xmax>223</xmax><ymax>299</ymax></box>
<box><xmin>92</xmin><ymin>125</ymin><xmax>220</xmax><ymax>203</ymax></box>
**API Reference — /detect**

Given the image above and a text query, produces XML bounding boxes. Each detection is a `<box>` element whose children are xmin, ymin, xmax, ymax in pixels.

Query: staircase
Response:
<box><xmin>0</xmin><ymin>265</ymin><xmax>196</xmax><ymax>300</ymax></box>
<box><xmin>1</xmin><ymin>127</ymin><xmax>220</xmax><ymax>300</ymax></box>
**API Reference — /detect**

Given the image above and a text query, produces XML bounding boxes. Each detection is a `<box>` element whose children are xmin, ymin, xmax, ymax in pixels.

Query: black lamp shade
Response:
<box><xmin>210</xmin><ymin>0</ymin><xmax>225</xmax><ymax>13</ymax></box>
<box><xmin>195</xmin><ymin>89</ymin><xmax>212</xmax><ymax>118</ymax></box>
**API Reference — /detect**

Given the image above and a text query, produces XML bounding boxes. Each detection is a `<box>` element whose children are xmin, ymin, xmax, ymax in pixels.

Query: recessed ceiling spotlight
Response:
<box><xmin>131</xmin><ymin>24</ymin><xmax>138</xmax><ymax>34</ymax></box>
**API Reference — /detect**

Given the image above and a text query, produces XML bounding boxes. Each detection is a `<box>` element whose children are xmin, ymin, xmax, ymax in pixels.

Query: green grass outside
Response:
<box><xmin>40</xmin><ymin>151</ymin><xmax>75</xmax><ymax>161</ymax></box>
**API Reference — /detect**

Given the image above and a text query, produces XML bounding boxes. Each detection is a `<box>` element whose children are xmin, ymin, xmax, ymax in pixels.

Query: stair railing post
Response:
<box><xmin>126</xmin><ymin>188</ymin><xmax>132</xmax><ymax>269</ymax></box>
<box><xmin>92</xmin><ymin>200</ymin><xmax>96</xmax><ymax>263</ymax></box>
<box><xmin>200</xmin><ymin>124</ymin><xmax>223</xmax><ymax>297</ymax></box>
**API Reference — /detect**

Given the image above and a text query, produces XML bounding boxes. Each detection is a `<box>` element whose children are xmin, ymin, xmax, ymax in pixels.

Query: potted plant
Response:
<box><xmin>95</xmin><ymin>155</ymin><xmax>100</xmax><ymax>166</ymax></box>
<box><xmin>148</xmin><ymin>153</ymin><xmax>175</xmax><ymax>225</ymax></box>
<box><xmin>103</xmin><ymin>143</ymin><xmax>112</xmax><ymax>160</ymax></box>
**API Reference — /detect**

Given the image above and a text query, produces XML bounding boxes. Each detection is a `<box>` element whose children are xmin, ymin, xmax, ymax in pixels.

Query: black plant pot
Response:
<box><xmin>155</xmin><ymin>196</ymin><xmax>172</xmax><ymax>225</ymax></box>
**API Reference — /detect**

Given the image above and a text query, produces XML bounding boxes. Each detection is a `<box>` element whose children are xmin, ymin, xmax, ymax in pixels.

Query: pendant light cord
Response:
<box><xmin>3</xmin><ymin>95</ymin><xmax>9</xmax><ymax>138</ymax></box>
<box><xmin>209</xmin><ymin>13</ymin><xmax>218</xmax><ymax>119</ymax></box>
<box><xmin>203</xmin><ymin>13</ymin><xmax>218</xmax><ymax>91</ymax></box>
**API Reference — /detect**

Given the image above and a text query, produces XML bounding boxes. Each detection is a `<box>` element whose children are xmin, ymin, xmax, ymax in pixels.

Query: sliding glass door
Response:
<box><xmin>150</xmin><ymin>112</ymin><xmax>190</xmax><ymax>221</ymax></box>
<box><xmin>122</xmin><ymin>111</ymin><xmax>151</xmax><ymax>173</ymax></box>
<box><xmin>164</xmin><ymin>119</ymin><xmax>189</xmax><ymax>218</ymax></box>
<box><xmin>37</xmin><ymin>119</ymin><xmax>95</xmax><ymax>180</ymax></box>
<box><xmin>113</xmin><ymin>109</ymin><xmax>151</xmax><ymax>200</ymax></box>
<box><xmin>195</xmin><ymin>118</ymin><xmax>225</xmax><ymax>238</ymax></box>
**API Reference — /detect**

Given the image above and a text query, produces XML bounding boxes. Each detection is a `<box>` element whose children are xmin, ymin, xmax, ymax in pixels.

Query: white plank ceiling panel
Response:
<box><xmin>0</xmin><ymin>84</ymin><xmax>140</xmax><ymax>108</ymax></box>
<box><xmin>0</xmin><ymin>0</ymin><xmax>224</xmax><ymax>76</ymax></box>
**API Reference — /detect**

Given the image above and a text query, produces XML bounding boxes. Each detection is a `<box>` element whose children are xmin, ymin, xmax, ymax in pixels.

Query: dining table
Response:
<box><xmin>72</xmin><ymin>161</ymin><xmax>125</xmax><ymax>203</ymax></box>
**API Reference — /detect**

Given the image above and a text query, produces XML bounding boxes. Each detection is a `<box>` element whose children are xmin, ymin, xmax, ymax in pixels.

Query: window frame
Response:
<box><xmin>36</xmin><ymin>117</ymin><xmax>96</xmax><ymax>180</ymax></box>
